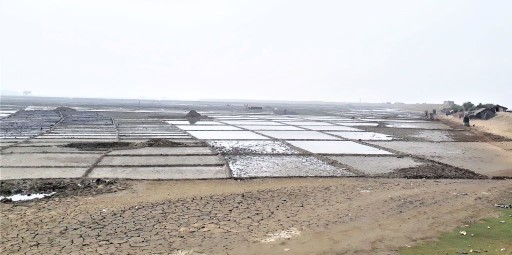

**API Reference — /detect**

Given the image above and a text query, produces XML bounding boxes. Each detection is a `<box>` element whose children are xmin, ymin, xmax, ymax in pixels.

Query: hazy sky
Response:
<box><xmin>1</xmin><ymin>0</ymin><xmax>511</xmax><ymax>104</ymax></box>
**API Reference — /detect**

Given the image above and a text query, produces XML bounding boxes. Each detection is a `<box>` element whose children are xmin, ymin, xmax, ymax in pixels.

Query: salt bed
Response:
<box><xmin>287</xmin><ymin>140</ymin><xmax>392</xmax><ymax>154</ymax></box>
<box><xmin>239</xmin><ymin>125</ymin><xmax>305</xmax><ymax>131</ymax></box>
<box><xmin>361</xmin><ymin>118</ymin><xmax>427</xmax><ymax>123</ymax></box>
<box><xmin>385</xmin><ymin>122</ymin><xmax>451</xmax><ymax>129</ymax></box>
<box><xmin>0</xmin><ymin>192</ymin><xmax>56</xmax><ymax>201</ymax></box>
<box><xmin>279</xmin><ymin>121</ymin><xmax>333</xmax><ymax>126</ymax></box>
<box><xmin>166</xmin><ymin>120</ymin><xmax>223</xmax><ymax>125</ymax></box>
<box><xmin>207</xmin><ymin>140</ymin><xmax>299</xmax><ymax>154</ymax></box>
<box><xmin>303</xmin><ymin>117</ymin><xmax>353</xmax><ymax>121</ymax></box>
<box><xmin>221</xmin><ymin>120</ymin><xmax>284</xmax><ymax>126</ymax></box>
<box><xmin>187</xmin><ymin>131</ymin><xmax>269</xmax><ymax>140</ymax></box>
<box><xmin>226</xmin><ymin>155</ymin><xmax>354</xmax><ymax>177</ymax></box>
<box><xmin>412</xmin><ymin>130</ymin><xmax>454</xmax><ymax>142</ymax></box>
<box><xmin>300</xmin><ymin>125</ymin><xmax>363</xmax><ymax>131</ymax></box>
<box><xmin>212</xmin><ymin>116</ymin><xmax>260</xmax><ymax>120</ymax></box>
<box><xmin>327</xmin><ymin>131</ymin><xmax>393</xmax><ymax>141</ymax></box>
<box><xmin>336</xmin><ymin>122</ymin><xmax>379</xmax><ymax>127</ymax></box>
<box><xmin>328</xmin><ymin>156</ymin><xmax>423</xmax><ymax>175</ymax></box>
<box><xmin>258</xmin><ymin>131</ymin><xmax>339</xmax><ymax>140</ymax></box>
<box><xmin>176</xmin><ymin>125</ymin><xmax>241</xmax><ymax>131</ymax></box>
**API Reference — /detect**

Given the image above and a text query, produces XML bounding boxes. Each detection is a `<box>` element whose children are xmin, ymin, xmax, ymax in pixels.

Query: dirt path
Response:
<box><xmin>1</xmin><ymin>178</ymin><xmax>511</xmax><ymax>254</ymax></box>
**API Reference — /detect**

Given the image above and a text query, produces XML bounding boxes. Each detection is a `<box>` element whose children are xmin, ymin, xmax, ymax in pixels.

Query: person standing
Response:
<box><xmin>463</xmin><ymin>114</ymin><xmax>470</xmax><ymax>126</ymax></box>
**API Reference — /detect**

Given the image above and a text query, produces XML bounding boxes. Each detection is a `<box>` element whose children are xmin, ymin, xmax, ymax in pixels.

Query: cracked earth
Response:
<box><xmin>1</xmin><ymin>178</ymin><xmax>511</xmax><ymax>255</ymax></box>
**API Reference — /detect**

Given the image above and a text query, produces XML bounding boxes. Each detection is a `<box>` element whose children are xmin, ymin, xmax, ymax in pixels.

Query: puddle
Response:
<box><xmin>221</xmin><ymin>121</ymin><xmax>284</xmax><ymax>126</ymax></box>
<box><xmin>187</xmin><ymin>131</ymin><xmax>269</xmax><ymax>140</ymax></box>
<box><xmin>227</xmin><ymin>155</ymin><xmax>353</xmax><ymax>177</ymax></box>
<box><xmin>258</xmin><ymin>131</ymin><xmax>339</xmax><ymax>140</ymax></box>
<box><xmin>207</xmin><ymin>141</ymin><xmax>299</xmax><ymax>154</ymax></box>
<box><xmin>287</xmin><ymin>141</ymin><xmax>392</xmax><ymax>154</ymax></box>
<box><xmin>327</xmin><ymin>131</ymin><xmax>394</xmax><ymax>140</ymax></box>
<box><xmin>0</xmin><ymin>192</ymin><xmax>56</xmax><ymax>202</ymax></box>
<box><xmin>177</xmin><ymin>125</ymin><xmax>241</xmax><ymax>131</ymax></box>
<box><xmin>279</xmin><ymin>121</ymin><xmax>333</xmax><ymax>126</ymax></box>
<box><xmin>239</xmin><ymin>125</ymin><xmax>305</xmax><ymax>131</ymax></box>
<box><xmin>300</xmin><ymin>125</ymin><xmax>363</xmax><ymax>131</ymax></box>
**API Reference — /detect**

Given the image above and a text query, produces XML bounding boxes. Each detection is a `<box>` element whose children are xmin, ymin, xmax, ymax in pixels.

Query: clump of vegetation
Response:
<box><xmin>400</xmin><ymin>210</ymin><xmax>512</xmax><ymax>255</ymax></box>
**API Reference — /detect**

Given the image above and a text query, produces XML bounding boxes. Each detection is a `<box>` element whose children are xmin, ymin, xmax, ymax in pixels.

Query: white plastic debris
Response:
<box><xmin>0</xmin><ymin>192</ymin><xmax>56</xmax><ymax>202</ymax></box>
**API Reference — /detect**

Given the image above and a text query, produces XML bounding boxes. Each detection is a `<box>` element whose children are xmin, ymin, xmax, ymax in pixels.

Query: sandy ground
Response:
<box><xmin>441</xmin><ymin>112</ymin><xmax>512</xmax><ymax>140</ymax></box>
<box><xmin>1</xmin><ymin>178</ymin><xmax>511</xmax><ymax>254</ymax></box>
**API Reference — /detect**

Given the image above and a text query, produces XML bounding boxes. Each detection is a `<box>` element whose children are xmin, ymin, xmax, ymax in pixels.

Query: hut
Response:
<box><xmin>469</xmin><ymin>108</ymin><xmax>495</xmax><ymax>120</ymax></box>
<box><xmin>494</xmin><ymin>104</ymin><xmax>508</xmax><ymax>112</ymax></box>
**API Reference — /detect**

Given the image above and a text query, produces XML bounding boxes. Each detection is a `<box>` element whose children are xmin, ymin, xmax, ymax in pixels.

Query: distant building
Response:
<box><xmin>247</xmin><ymin>106</ymin><xmax>263</xmax><ymax>110</ymax></box>
<box><xmin>443</xmin><ymin>101</ymin><xmax>455</xmax><ymax>108</ymax></box>
<box><xmin>494</xmin><ymin>104</ymin><xmax>508</xmax><ymax>112</ymax></box>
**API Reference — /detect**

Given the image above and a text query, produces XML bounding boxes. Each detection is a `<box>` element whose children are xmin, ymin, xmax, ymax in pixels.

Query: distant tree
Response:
<box><xmin>476</xmin><ymin>103</ymin><xmax>495</xmax><ymax>109</ymax></box>
<box><xmin>462</xmin><ymin>102</ymin><xmax>475</xmax><ymax>111</ymax></box>
<box><xmin>450</xmin><ymin>104</ymin><xmax>463</xmax><ymax>112</ymax></box>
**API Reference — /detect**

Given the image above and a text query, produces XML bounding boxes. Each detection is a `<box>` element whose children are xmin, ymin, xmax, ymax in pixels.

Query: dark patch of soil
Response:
<box><xmin>63</xmin><ymin>142</ymin><xmax>134</xmax><ymax>150</ymax></box>
<box><xmin>142</xmin><ymin>138</ymin><xmax>185</xmax><ymax>147</ymax></box>
<box><xmin>0</xmin><ymin>178</ymin><xmax>128</xmax><ymax>203</ymax></box>
<box><xmin>62</xmin><ymin>139</ymin><xmax>192</xmax><ymax>151</ymax></box>
<box><xmin>380</xmin><ymin>164</ymin><xmax>487</xmax><ymax>179</ymax></box>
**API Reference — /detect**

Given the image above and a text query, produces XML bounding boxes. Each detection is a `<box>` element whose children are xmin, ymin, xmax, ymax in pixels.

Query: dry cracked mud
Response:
<box><xmin>1</xmin><ymin>178</ymin><xmax>511</xmax><ymax>255</ymax></box>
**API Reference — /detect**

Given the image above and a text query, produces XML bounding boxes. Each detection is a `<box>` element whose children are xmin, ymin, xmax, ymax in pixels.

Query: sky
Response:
<box><xmin>1</xmin><ymin>0</ymin><xmax>511</xmax><ymax>104</ymax></box>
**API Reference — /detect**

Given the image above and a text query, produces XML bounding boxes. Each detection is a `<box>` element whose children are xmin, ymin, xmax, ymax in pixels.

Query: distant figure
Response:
<box><xmin>432</xmin><ymin>109</ymin><xmax>436</xmax><ymax>115</ymax></box>
<box><xmin>425</xmin><ymin>110</ymin><xmax>428</xmax><ymax>117</ymax></box>
<box><xmin>429</xmin><ymin>113</ymin><xmax>434</xmax><ymax>120</ymax></box>
<box><xmin>463</xmin><ymin>115</ymin><xmax>470</xmax><ymax>126</ymax></box>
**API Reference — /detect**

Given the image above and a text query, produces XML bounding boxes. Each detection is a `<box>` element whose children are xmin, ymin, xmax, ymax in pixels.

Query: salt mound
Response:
<box><xmin>185</xmin><ymin>110</ymin><xmax>202</xmax><ymax>118</ymax></box>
